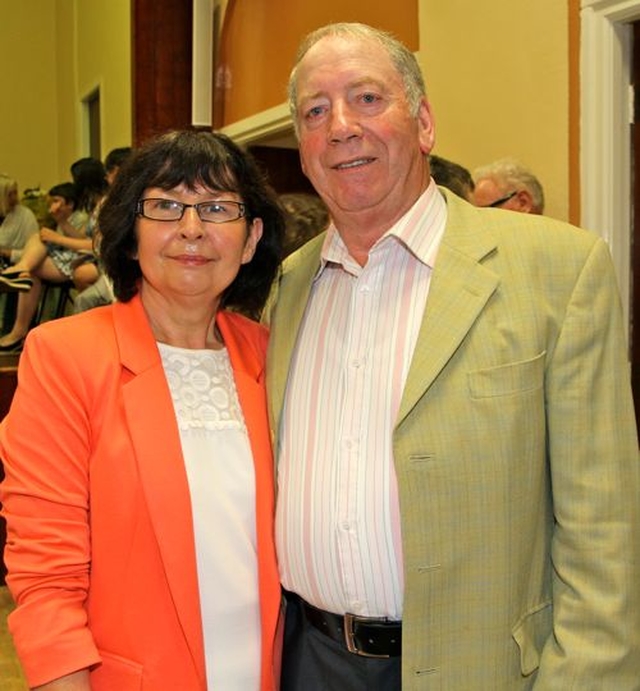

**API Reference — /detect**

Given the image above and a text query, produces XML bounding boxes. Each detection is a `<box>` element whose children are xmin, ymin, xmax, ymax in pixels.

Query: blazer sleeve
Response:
<box><xmin>536</xmin><ymin>236</ymin><xmax>640</xmax><ymax>687</ymax></box>
<box><xmin>0</xmin><ymin>326</ymin><xmax>102</xmax><ymax>686</ymax></box>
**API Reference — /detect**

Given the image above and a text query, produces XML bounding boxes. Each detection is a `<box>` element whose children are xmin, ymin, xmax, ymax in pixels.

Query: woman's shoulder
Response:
<box><xmin>26</xmin><ymin>304</ymin><xmax>117</xmax><ymax>358</ymax></box>
<box><xmin>218</xmin><ymin>309</ymin><xmax>269</xmax><ymax>353</ymax></box>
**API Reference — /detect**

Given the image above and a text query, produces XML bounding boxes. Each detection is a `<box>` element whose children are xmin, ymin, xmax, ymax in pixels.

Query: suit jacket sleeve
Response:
<box><xmin>535</xmin><ymin>236</ymin><xmax>640</xmax><ymax>687</ymax></box>
<box><xmin>0</xmin><ymin>323</ymin><xmax>103</xmax><ymax>683</ymax></box>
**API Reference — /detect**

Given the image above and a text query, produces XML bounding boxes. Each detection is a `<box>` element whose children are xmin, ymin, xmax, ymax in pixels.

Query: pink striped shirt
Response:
<box><xmin>276</xmin><ymin>182</ymin><xmax>447</xmax><ymax>618</ymax></box>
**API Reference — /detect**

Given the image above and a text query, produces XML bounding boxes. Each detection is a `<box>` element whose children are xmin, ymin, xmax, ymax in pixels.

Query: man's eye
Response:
<box><xmin>361</xmin><ymin>93</ymin><xmax>379</xmax><ymax>104</ymax></box>
<box><xmin>305</xmin><ymin>105</ymin><xmax>325</xmax><ymax>119</ymax></box>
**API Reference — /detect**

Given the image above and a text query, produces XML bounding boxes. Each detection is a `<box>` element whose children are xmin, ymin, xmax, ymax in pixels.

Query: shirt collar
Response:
<box><xmin>315</xmin><ymin>180</ymin><xmax>447</xmax><ymax>280</ymax></box>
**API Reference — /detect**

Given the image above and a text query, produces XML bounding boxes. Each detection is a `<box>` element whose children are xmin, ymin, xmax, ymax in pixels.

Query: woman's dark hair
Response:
<box><xmin>70</xmin><ymin>157</ymin><xmax>108</xmax><ymax>212</ymax></box>
<box><xmin>99</xmin><ymin>129</ymin><xmax>284</xmax><ymax>316</ymax></box>
<box><xmin>48</xmin><ymin>182</ymin><xmax>78</xmax><ymax>207</ymax></box>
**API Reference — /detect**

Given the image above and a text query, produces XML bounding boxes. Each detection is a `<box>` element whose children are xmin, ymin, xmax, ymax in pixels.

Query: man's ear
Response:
<box><xmin>417</xmin><ymin>98</ymin><xmax>436</xmax><ymax>155</ymax></box>
<box><xmin>514</xmin><ymin>189</ymin><xmax>535</xmax><ymax>213</ymax></box>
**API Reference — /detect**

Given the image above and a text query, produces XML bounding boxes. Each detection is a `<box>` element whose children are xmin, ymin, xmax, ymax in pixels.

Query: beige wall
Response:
<box><xmin>418</xmin><ymin>0</ymin><xmax>570</xmax><ymax>221</ymax></box>
<box><xmin>0</xmin><ymin>1</ymin><xmax>59</xmax><ymax>194</ymax></box>
<box><xmin>0</xmin><ymin>0</ymin><xmax>131</xmax><ymax>195</ymax></box>
<box><xmin>1</xmin><ymin>1</ymin><xmax>571</xmax><ymax>221</ymax></box>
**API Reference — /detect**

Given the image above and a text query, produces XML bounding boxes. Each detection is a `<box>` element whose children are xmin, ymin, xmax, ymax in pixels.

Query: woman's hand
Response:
<box><xmin>33</xmin><ymin>669</ymin><xmax>91</xmax><ymax>690</ymax></box>
<box><xmin>39</xmin><ymin>227</ymin><xmax>62</xmax><ymax>245</ymax></box>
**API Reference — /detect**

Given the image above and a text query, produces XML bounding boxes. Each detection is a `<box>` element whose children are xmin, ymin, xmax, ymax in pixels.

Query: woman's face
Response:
<box><xmin>135</xmin><ymin>183</ymin><xmax>263</xmax><ymax>305</ymax></box>
<box><xmin>7</xmin><ymin>185</ymin><xmax>18</xmax><ymax>210</ymax></box>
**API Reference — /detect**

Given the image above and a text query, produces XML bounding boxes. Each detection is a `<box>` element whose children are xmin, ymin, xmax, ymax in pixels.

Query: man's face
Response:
<box><xmin>473</xmin><ymin>178</ymin><xmax>534</xmax><ymax>213</ymax></box>
<box><xmin>294</xmin><ymin>34</ymin><xmax>434</xmax><ymax>229</ymax></box>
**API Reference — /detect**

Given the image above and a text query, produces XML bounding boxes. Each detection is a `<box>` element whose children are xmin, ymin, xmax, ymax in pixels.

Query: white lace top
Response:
<box><xmin>159</xmin><ymin>343</ymin><xmax>260</xmax><ymax>691</ymax></box>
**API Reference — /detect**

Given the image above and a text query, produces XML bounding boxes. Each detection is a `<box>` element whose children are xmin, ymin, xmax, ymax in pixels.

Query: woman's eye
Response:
<box><xmin>201</xmin><ymin>203</ymin><xmax>225</xmax><ymax>215</ymax></box>
<box><xmin>154</xmin><ymin>199</ymin><xmax>181</xmax><ymax>211</ymax></box>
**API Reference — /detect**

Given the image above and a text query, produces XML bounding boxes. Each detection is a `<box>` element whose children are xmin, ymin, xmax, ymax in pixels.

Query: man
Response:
<box><xmin>472</xmin><ymin>158</ymin><xmax>545</xmax><ymax>213</ymax></box>
<box><xmin>265</xmin><ymin>22</ymin><xmax>640</xmax><ymax>690</ymax></box>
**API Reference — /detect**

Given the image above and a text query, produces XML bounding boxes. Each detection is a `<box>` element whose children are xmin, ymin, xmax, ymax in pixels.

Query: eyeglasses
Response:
<box><xmin>484</xmin><ymin>190</ymin><xmax>517</xmax><ymax>208</ymax></box>
<box><xmin>137</xmin><ymin>198</ymin><xmax>246</xmax><ymax>224</ymax></box>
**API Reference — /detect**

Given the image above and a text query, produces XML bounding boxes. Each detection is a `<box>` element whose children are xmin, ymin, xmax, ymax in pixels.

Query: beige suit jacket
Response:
<box><xmin>266</xmin><ymin>190</ymin><xmax>640</xmax><ymax>689</ymax></box>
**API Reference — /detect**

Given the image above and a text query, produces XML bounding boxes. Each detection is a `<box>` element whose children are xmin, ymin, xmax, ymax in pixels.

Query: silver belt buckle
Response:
<box><xmin>343</xmin><ymin>612</ymin><xmax>391</xmax><ymax>658</ymax></box>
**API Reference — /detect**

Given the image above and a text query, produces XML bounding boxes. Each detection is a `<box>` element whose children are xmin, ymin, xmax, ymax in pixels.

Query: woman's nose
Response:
<box><xmin>178</xmin><ymin>206</ymin><xmax>205</xmax><ymax>237</ymax></box>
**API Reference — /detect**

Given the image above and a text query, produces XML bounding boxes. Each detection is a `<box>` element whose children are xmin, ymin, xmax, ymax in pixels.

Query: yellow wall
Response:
<box><xmin>0</xmin><ymin>0</ymin><xmax>131</xmax><ymax>194</ymax></box>
<box><xmin>418</xmin><ymin>0</ymin><xmax>570</xmax><ymax>221</ymax></box>
<box><xmin>0</xmin><ymin>1</ymin><xmax>59</xmax><ymax>194</ymax></box>
<box><xmin>1</xmin><ymin>1</ymin><xmax>571</xmax><ymax>221</ymax></box>
<box><xmin>75</xmin><ymin>0</ymin><xmax>132</xmax><ymax>156</ymax></box>
<box><xmin>219</xmin><ymin>1</ymin><xmax>572</xmax><ymax>221</ymax></box>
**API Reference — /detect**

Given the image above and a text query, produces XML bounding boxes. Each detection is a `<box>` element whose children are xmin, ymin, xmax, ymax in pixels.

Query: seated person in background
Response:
<box><xmin>66</xmin><ymin>157</ymin><xmax>109</xmax><ymax>291</ymax></box>
<box><xmin>104</xmin><ymin>146</ymin><xmax>133</xmax><ymax>186</ymax></box>
<box><xmin>0</xmin><ymin>182</ymin><xmax>89</xmax><ymax>351</ymax></box>
<box><xmin>0</xmin><ymin>174</ymin><xmax>39</xmax><ymax>268</ymax></box>
<box><xmin>74</xmin><ymin>146</ymin><xmax>133</xmax><ymax>314</ymax></box>
<box><xmin>280</xmin><ymin>192</ymin><xmax>330</xmax><ymax>257</ymax></box>
<box><xmin>429</xmin><ymin>154</ymin><xmax>474</xmax><ymax>201</ymax></box>
<box><xmin>472</xmin><ymin>157</ymin><xmax>545</xmax><ymax>213</ymax></box>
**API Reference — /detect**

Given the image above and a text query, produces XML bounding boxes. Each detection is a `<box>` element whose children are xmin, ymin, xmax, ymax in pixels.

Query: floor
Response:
<box><xmin>0</xmin><ymin>586</ymin><xmax>28</xmax><ymax>690</ymax></box>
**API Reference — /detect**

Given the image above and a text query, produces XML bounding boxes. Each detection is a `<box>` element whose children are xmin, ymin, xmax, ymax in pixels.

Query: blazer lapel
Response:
<box><xmin>397</xmin><ymin>239</ymin><xmax>499</xmax><ymax>425</ymax></box>
<box><xmin>266</xmin><ymin>239</ymin><xmax>322</xmax><ymax>437</ymax></box>
<box><xmin>114</xmin><ymin>297</ymin><xmax>205</xmax><ymax>677</ymax></box>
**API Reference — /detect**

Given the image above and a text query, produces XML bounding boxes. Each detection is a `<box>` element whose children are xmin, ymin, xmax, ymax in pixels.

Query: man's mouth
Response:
<box><xmin>334</xmin><ymin>157</ymin><xmax>375</xmax><ymax>170</ymax></box>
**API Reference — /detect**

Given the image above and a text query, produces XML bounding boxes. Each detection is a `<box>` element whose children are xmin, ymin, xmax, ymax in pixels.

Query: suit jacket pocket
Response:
<box><xmin>468</xmin><ymin>351</ymin><xmax>546</xmax><ymax>398</ymax></box>
<box><xmin>91</xmin><ymin>649</ymin><xmax>143</xmax><ymax>691</ymax></box>
<box><xmin>511</xmin><ymin>601</ymin><xmax>553</xmax><ymax>676</ymax></box>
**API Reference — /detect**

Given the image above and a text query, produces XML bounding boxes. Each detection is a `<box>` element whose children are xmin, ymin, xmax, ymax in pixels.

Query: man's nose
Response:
<box><xmin>328</xmin><ymin>102</ymin><xmax>362</xmax><ymax>143</ymax></box>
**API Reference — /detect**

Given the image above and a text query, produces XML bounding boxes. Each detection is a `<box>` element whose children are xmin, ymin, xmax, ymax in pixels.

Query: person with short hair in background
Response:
<box><xmin>472</xmin><ymin>157</ymin><xmax>545</xmax><ymax>213</ymax></box>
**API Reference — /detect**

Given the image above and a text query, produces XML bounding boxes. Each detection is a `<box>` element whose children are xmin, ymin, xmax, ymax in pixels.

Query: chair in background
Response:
<box><xmin>32</xmin><ymin>280</ymin><xmax>74</xmax><ymax>326</ymax></box>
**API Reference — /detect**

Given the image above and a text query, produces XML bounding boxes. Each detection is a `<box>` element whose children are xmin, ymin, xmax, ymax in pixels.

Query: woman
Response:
<box><xmin>0</xmin><ymin>130</ymin><xmax>284</xmax><ymax>690</ymax></box>
<box><xmin>0</xmin><ymin>174</ymin><xmax>38</xmax><ymax>266</ymax></box>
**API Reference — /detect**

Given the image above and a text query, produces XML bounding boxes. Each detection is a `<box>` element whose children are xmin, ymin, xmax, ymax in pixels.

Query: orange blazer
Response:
<box><xmin>0</xmin><ymin>295</ymin><xmax>281</xmax><ymax>690</ymax></box>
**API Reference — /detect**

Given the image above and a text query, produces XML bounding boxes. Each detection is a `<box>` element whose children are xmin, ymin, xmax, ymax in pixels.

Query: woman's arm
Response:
<box><xmin>39</xmin><ymin>227</ymin><xmax>93</xmax><ymax>253</ymax></box>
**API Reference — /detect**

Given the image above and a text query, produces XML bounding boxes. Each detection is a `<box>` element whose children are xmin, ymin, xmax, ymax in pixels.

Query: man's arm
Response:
<box><xmin>536</xmin><ymin>237</ymin><xmax>640</xmax><ymax>687</ymax></box>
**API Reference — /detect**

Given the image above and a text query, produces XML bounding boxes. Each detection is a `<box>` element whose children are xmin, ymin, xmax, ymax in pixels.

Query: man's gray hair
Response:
<box><xmin>287</xmin><ymin>23</ymin><xmax>426</xmax><ymax>136</ymax></box>
<box><xmin>473</xmin><ymin>158</ymin><xmax>545</xmax><ymax>213</ymax></box>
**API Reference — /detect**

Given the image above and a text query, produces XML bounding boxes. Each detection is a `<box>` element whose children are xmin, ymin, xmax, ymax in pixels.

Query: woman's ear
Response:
<box><xmin>241</xmin><ymin>218</ymin><xmax>263</xmax><ymax>264</ymax></box>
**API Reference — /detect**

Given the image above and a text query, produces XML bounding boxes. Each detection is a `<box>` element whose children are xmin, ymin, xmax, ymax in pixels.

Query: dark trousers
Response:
<box><xmin>281</xmin><ymin>593</ymin><xmax>401</xmax><ymax>691</ymax></box>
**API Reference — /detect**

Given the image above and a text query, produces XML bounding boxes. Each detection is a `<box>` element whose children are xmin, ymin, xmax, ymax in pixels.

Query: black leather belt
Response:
<box><xmin>292</xmin><ymin>593</ymin><xmax>402</xmax><ymax>658</ymax></box>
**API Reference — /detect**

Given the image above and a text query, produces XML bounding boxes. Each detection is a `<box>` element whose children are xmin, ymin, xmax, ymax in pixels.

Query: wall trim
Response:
<box><xmin>219</xmin><ymin>102</ymin><xmax>293</xmax><ymax>145</ymax></box>
<box><xmin>581</xmin><ymin>0</ymin><xmax>640</xmax><ymax>338</ymax></box>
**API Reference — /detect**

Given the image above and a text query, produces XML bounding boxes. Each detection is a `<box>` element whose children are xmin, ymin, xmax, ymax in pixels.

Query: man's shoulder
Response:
<box><xmin>444</xmin><ymin>192</ymin><xmax>600</xmax><ymax>252</ymax></box>
<box><xmin>281</xmin><ymin>232</ymin><xmax>325</xmax><ymax>274</ymax></box>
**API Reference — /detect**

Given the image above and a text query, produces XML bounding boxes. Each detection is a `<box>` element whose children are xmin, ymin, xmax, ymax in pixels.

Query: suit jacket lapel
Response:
<box><xmin>113</xmin><ymin>297</ymin><xmax>205</xmax><ymax>676</ymax></box>
<box><xmin>397</xmin><ymin>234</ymin><xmax>499</xmax><ymax>424</ymax></box>
<box><xmin>267</xmin><ymin>194</ymin><xmax>501</xmax><ymax>434</ymax></box>
<box><xmin>266</xmin><ymin>238</ymin><xmax>322</xmax><ymax>437</ymax></box>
